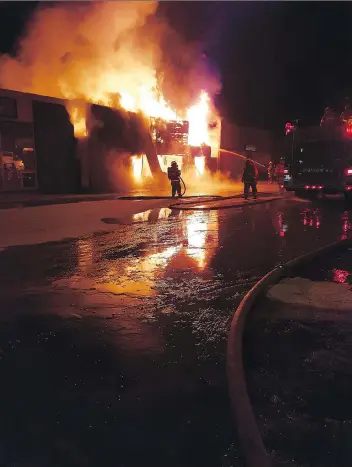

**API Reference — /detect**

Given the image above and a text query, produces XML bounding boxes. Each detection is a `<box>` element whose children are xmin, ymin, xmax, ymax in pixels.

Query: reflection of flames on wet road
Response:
<box><xmin>277</xmin><ymin>212</ymin><xmax>288</xmax><ymax>237</ymax></box>
<box><xmin>332</xmin><ymin>269</ymin><xmax>350</xmax><ymax>284</ymax></box>
<box><xmin>102</xmin><ymin>209</ymin><xmax>219</xmax><ymax>296</ymax></box>
<box><xmin>301</xmin><ymin>209</ymin><xmax>321</xmax><ymax>229</ymax></box>
<box><xmin>341</xmin><ymin>211</ymin><xmax>351</xmax><ymax>240</ymax></box>
<box><xmin>132</xmin><ymin>208</ymin><xmax>218</xmax><ymax>269</ymax></box>
<box><xmin>300</xmin><ymin>209</ymin><xmax>351</xmax><ymax>240</ymax></box>
<box><xmin>132</xmin><ymin>209</ymin><xmax>218</xmax><ymax>274</ymax></box>
<box><xmin>132</xmin><ymin>210</ymin><xmax>153</xmax><ymax>222</ymax></box>
<box><xmin>185</xmin><ymin>212</ymin><xmax>218</xmax><ymax>269</ymax></box>
<box><xmin>67</xmin><ymin>208</ymin><xmax>219</xmax><ymax>298</ymax></box>
<box><xmin>275</xmin><ymin>208</ymin><xmax>352</xmax><ymax>241</ymax></box>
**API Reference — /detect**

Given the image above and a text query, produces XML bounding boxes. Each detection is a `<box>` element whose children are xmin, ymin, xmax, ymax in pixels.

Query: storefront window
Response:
<box><xmin>0</xmin><ymin>97</ymin><xmax>18</xmax><ymax>119</ymax></box>
<box><xmin>0</xmin><ymin>122</ymin><xmax>36</xmax><ymax>190</ymax></box>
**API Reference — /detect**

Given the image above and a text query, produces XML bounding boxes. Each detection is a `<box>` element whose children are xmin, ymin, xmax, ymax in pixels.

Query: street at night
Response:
<box><xmin>2</xmin><ymin>1</ymin><xmax>352</xmax><ymax>466</ymax></box>
<box><xmin>245</xmin><ymin>237</ymin><xmax>352</xmax><ymax>467</ymax></box>
<box><xmin>0</xmin><ymin>195</ymin><xmax>351</xmax><ymax>467</ymax></box>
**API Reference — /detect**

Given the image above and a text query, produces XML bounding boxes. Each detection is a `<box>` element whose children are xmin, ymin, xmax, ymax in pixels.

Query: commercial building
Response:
<box><xmin>0</xmin><ymin>88</ymin><xmax>78</xmax><ymax>193</ymax></box>
<box><xmin>0</xmin><ymin>87</ymin><xmax>276</xmax><ymax>193</ymax></box>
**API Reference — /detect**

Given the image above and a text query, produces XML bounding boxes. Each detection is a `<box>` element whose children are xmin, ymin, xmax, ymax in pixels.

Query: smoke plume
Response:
<box><xmin>0</xmin><ymin>1</ymin><xmax>221</xmax><ymax>114</ymax></box>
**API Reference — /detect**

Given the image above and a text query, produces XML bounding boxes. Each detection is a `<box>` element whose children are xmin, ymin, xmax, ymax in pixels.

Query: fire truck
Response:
<box><xmin>284</xmin><ymin>120</ymin><xmax>352</xmax><ymax>202</ymax></box>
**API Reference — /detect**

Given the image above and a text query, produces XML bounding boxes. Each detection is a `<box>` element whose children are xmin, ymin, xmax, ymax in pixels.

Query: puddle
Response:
<box><xmin>2</xmin><ymin>199</ymin><xmax>352</xmax><ymax>467</ymax></box>
<box><xmin>294</xmin><ymin>244</ymin><xmax>352</xmax><ymax>284</ymax></box>
<box><xmin>101</xmin><ymin>207</ymin><xmax>177</xmax><ymax>225</ymax></box>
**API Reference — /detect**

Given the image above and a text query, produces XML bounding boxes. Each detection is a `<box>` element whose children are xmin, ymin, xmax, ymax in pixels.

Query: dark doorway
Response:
<box><xmin>32</xmin><ymin>101</ymin><xmax>80</xmax><ymax>194</ymax></box>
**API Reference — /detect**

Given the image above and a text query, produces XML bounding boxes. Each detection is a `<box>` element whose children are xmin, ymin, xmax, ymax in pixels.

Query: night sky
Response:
<box><xmin>1</xmin><ymin>1</ymin><xmax>352</xmax><ymax>133</ymax></box>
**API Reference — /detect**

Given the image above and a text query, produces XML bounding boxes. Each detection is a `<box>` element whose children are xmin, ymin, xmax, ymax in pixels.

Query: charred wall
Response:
<box><xmin>32</xmin><ymin>100</ymin><xmax>79</xmax><ymax>194</ymax></box>
<box><xmin>83</xmin><ymin>105</ymin><xmax>165</xmax><ymax>193</ymax></box>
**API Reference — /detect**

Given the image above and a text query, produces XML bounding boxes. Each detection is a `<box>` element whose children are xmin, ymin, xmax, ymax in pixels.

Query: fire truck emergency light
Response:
<box><xmin>285</xmin><ymin>122</ymin><xmax>295</xmax><ymax>135</ymax></box>
<box><xmin>345</xmin><ymin>125</ymin><xmax>352</xmax><ymax>136</ymax></box>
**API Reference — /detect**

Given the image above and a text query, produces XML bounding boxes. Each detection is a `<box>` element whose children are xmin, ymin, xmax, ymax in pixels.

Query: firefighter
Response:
<box><xmin>167</xmin><ymin>161</ymin><xmax>182</xmax><ymax>198</ymax></box>
<box><xmin>242</xmin><ymin>154</ymin><xmax>258</xmax><ymax>200</ymax></box>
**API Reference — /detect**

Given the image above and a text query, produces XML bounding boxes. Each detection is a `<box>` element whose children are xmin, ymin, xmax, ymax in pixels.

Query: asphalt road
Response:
<box><xmin>0</xmin><ymin>195</ymin><xmax>351</xmax><ymax>467</ymax></box>
<box><xmin>244</xmin><ymin>242</ymin><xmax>352</xmax><ymax>467</ymax></box>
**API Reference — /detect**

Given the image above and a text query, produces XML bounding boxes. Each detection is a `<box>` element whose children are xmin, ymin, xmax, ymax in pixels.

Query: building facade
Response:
<box><xmin>0</xmin><ymin>87</ymin><xmax>274</xmax><ymax>193</ymax></box>
<box><xmin>0</xmin><ymin>88</ymin><xmax>78</xmax><ymax>193</ymax></box>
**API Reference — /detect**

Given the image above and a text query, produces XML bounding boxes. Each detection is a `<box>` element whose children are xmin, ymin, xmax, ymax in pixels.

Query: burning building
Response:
<box><xmin>0</xmin><ymin>88</ymin><xmax>79</xmax><ymax>193</ymax></box>
<box><xmin>0</xmin><ymin>2</ymin><xmax>222</xmax><ymax>194</ymax></box>
<box><xmin>70</xmin><ymin>90</ymin><xmax>222</xmax><ymax>193</ymax></box>
<box><xmin>0</xmin><ymin>86</ymin><xmax>221</xmax><ymax>194</ymax></box>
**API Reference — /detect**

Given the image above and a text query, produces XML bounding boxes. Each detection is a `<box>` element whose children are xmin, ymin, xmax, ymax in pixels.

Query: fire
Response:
<box><xmin>194</xmin><ymin>156</ymin><xmax>205</xmax><ymax>176</ymax></box>
<box><xmin>138</xmin><ymin>86</ymin><xmax>178</xmax><ymax>121</ymax></box>
<box><xmin>131</xmin><ymin>154</ymin><xmax>153</xmax><ymax>182</ymax></box>
<box><xmin>119</xmin><ymin>92</ymin><xmax>136</xmax><ymax>112</ymax></box>
<box><xmin>132</xmin><ymin>155</ymin><xmax>143</xmax><ymax>181</ymax></box>
<box><xmin>187</xmin><ymin>91</ymin><xmax>210</xmax><ymax>146</ymax></box>
<box><xmin>66</xmin><ymin>102</ymin><xmax>87</xmax><ymax>138</ymax></box>
<box><xmin>66</xmin><ymin>86</ymin><xmax>211</xmax><ymax>144</ymax></box>
<box><xmin>0</xmin><ymin>1</ymin><xmax>221</xmax><ymax>180</ymax></box>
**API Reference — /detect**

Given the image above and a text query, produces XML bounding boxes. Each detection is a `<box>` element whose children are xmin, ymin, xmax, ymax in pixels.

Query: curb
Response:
<box><xmin>226</xmin><ymin>236</ymin><xmax>352</xmax><ymax>467</ymax></box>
<box><xmin>170</xmin><ymin>195</ymin><xmax>285</xmax><ymax>211</ymax></box>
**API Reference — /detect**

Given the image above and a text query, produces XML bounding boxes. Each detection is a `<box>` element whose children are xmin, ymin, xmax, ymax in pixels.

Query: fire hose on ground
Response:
<box><xmin>180</xmin><ymin>176</ymin><xmax>187</xmax><ymax>197</ymax></box>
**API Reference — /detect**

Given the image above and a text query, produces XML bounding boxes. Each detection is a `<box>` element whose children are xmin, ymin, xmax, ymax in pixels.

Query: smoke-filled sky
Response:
<box><xmin>1</xmin><ymin>1</ymin><xmax>352</xmax><ymax>131</ymax></box>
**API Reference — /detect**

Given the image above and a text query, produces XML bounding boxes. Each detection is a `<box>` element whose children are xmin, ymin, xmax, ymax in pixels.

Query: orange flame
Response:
<box><xmin>194</xmin><ymin>156</ymin><xmax>205</xmax><ymax>176</ymax></box>
<box><xmin>132</xmin><ymin>155</ymin><xmax>143</xmax><ymax>182</ymax></box>
<box><xmin>187</xmin><ymin>91</ymin><xmax>210</xmax><ymax>147</ymax></box>
<box><xmin>67</xmin><ymin>102</ymin><xmax>87</xmax><ymax>138</ymax></box>
<box><xmin>131</xmin><ymin>154</ymin><xmax>153</xmax><ymax>182</ymax></box>
<box><xmin>0</xmin><ymin>2</ymin><xmax>220</xmax><ymax>164</ymax></box>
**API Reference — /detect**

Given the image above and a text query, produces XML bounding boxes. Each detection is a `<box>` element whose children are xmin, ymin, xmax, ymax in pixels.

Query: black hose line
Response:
<box><xmin>180</xmin><ymin>177</ymin><xmax>187</xmax><ymax>197</ymax></box>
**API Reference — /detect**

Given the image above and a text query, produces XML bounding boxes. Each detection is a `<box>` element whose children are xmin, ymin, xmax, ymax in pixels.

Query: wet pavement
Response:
<box><xmin>0</xmin><ymin>196</ymin><xmax>352</xmax><ymax>467</ymax></box>
<box><xmin>244</xmin><ymin>235</ymin><xmax>352</xmax><ymax>466</ymax></box>
<box><xmin>0</xmin><ymin>182</ymin><xmax>278</xmax><ymax>210</ymax></box>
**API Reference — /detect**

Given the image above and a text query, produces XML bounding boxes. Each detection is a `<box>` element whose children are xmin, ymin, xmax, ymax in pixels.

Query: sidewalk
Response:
<box><xmin>264</xmin><ymin>243</ymin><xmax>352</xmax><ymax>314</ymax></box>
<box><xmin>0</xmin><ymin>198</ymin><xmax>170</xmax><ymax>249</ymax></box>
<box><xmin>244</xmin><ymin>244</ymin><xmax>352</xmax><ymax>467</ymax></box>
<box><xmin>0</xmin><ymin>183</ymin><xmax>282</xmax><ymax>249</ymax></box>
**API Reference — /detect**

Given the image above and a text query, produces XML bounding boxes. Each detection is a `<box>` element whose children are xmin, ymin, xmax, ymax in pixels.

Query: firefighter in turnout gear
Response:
<box><xmin>167</xmin><ymin>161</ymin><xmax>182</xmax><ymax>198</ymax></box>
<box><xmin>242</xmin><ymin>154</ymin><xmax>258</xmax><ymax>200</ymax></box>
